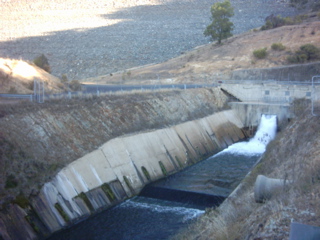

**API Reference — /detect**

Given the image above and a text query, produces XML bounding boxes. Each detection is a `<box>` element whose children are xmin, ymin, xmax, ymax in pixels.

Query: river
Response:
<box><xmin>47</xmin><ymin>115</ymin><xmax>277</xmax><ymax>240</ymax></box>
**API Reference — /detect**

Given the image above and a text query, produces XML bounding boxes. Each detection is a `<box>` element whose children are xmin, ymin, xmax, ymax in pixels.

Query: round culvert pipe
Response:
<box><xmin>254</xmin><ymin>175</ymin><xmax>290</xmax><ymax>203</ymax></box>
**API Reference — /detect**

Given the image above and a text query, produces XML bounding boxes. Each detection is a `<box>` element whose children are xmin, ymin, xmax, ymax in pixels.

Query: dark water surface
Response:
<box><xmin>47</xmin><ymin>115</ymin><xmax>277</xmax><ymax>240</ymax></box>
<box><xmin>47</xmin><ymin>152</ymin><xmax>259</xmax><ymax>240</ymax></box>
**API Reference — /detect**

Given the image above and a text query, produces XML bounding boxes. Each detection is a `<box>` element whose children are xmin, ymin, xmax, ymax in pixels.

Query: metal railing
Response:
<box><xmin>0</xmin><ymin>94</ymin><xmax>34</xmax><ymax>102</ymax></box>
<box><xmin>312</xmin><ymin>75</ymin><xmax>320</xmax><ymax>116</ymax></box>
<box><xmin>220</xmin><ymin>79</ymin><xmax>319</xmax><ymax>86</ymax></box>
<box><xmin>0</xmin><ymin>83</ymin><xmax>217</xmax><ymax>103</ymax></box>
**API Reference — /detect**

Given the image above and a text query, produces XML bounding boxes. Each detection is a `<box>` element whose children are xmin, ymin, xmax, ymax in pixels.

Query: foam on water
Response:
<box><xmin>119</xmin><ymin>198</ymin><xmax>204</xmax><ymax>222</ymax></box>
<box><xmin>221</xmin><ymin>114</ymin><xmax>277</xmax><ymax>156</ymax></box>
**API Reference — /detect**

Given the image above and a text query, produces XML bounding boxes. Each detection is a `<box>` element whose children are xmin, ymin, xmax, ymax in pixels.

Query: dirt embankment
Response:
<box><xmin>0</xmin><ymin>88</ymin><xmax>228</xmax><ymax>205</ymax></box>
<box><xmin>93</xmin><ymin>14</ymin><xmax>320</xmax><ymax>84</ymax></box>
<box><xmin>0</xmin><ymin>0</ymin><xmax>299</xmax><ymax>80</ymax></box>
<box><xmin>172</xmin><ymin>101</ymin><xmax>320</xmax><ymax>240</ymax></box>
<box><xmin>0</xmin><ymin>58</ymin><xmax>62</xmax><ymax>94</ymax></box>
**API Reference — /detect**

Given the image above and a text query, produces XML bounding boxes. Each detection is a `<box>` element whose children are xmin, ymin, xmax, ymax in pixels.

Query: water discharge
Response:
<box><xmin>47</xmin><ymin>115</ymin><xmax>277</xmax><ymax>240</ymax></box>
<box><xmin>222</xmin><ymin>114</ymin><xmax>277</xmax><ymax>156</ymax></box>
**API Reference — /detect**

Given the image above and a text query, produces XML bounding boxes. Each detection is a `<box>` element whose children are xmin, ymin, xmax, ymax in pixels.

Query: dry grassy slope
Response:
<box><xmin>86</xmin><ymin>14</ymin><xmax>320</xmax><ymax>84</ymax></box>
<box><xmin>0</xmin><ymin>58</ymin><xmax>62</xmax><ymax>94</ymax></box>
<box><xmin>172</xmin><ymin>103</ymin><xmax>320</xmax><ymax>240</ymax></box>
<box><xmin>2</xmin><ymin>14</ymin><xmax>320</xmax><ymax>93</ymax></box>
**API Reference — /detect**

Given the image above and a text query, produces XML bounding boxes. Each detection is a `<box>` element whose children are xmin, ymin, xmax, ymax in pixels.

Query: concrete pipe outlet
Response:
<box><xmin>254</xmin><ymin>175</ymin><xmax>290</xmax><ymax>203</ymax></box>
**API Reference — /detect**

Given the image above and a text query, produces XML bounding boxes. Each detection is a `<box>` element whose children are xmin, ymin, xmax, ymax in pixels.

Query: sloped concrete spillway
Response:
<box><xmin>46</xmin><ymin>115</ymin><xmax>277</xmax><ymax>240</ymax></box>
<box><xmin>29</xmin><ymin>109</ymin><xmax>247</xmax><ymax>235</ymax></box>
<box><xmin>141</xmin><ymin>114</ymin><xmax>277</xmax><ymax>208</ymax></box>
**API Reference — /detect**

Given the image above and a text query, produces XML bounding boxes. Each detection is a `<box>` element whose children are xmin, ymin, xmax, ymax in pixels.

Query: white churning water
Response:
<box><xmin>221</xmin><ymin>114</ymin><xmax>277</xmax><ymax>156</ymax></box>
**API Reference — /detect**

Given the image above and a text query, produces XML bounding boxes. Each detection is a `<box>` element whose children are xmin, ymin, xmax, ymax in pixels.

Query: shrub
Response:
<box><xmin>69</xmin><ymin>80</ymin><xmax>81</xmax><ymax>91</ymax></box>
<box><xmin>261</xmin><ymin>14</ymin><xmax>306</xmax><ymax>30</ymax></box>
<box><xmin>60</xmin><ymin>74</ymin><xmax>68</xmax><ymax>84</ymax></box>
<box><xmin>287</xmin><ymin>54</ymin><xmax>307</xmax><ymax>64</ymax></box>
<box><xmin>8</xmin><ymin>86</ymin><xmax>17</xmax><ymax>94</ymax></box>
<box><xmin>300</xmin><ymin>44</ymin><xmax>320</xmax><ymax>60</ymax></box>
<box><xmin>271</xmin><ymin>43</ymin><xmax>286</xmax><ymax>51</ymax></box>
<box><xmin>13</xmin><ymin>193</ymin><xmax>30</xmax><ymax>208</ymax></box>
<box><xmin>33</xmin><ymin>54</ymin><xmax>51</xmax><ymax>73</ymax></box>
<box><xmin>5</xmin><ymin>174</ymin><xmax>18</xmax><ymax>189</ymax></box>
<box><xmin>253</xmin><ymin>47</ymin><xmax>268</xmax><ymax>59</ymax></box>
<box><xmin>287</xmin><ymin>44</ymin><xmax>320</xmax><ymax>64</ymax></box>
<box><xmin>261</xmin><ymin>15</ymin><xmax>286</xmax><ymax>30</ymax></box>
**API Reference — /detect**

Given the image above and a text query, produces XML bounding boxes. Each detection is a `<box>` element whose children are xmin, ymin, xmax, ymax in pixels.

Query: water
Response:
<box><xmin>47</xmin><ymin>115</ymin><xmax>277</xmax><ymax>240</ymax></box>
<box><xmin>47</xmin><ymin>197</ymin><xmax>203</xmax><ymax>240</ymax></box>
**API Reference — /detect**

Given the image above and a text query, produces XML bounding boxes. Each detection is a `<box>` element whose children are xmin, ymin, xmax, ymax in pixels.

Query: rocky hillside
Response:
<box><xmin>91</xmin><ymin>13</ymin><xmax>320</xmax><ymax>84</ymax></box>
<box><xmin>3</xmin><ymin>11</ymin><xmax>320</xmax><ymax>94</ymax></box>
<box><xmin>0</xmin><ymin>0</ymin><xmax>300</xmax><ymax>80</ymax></box>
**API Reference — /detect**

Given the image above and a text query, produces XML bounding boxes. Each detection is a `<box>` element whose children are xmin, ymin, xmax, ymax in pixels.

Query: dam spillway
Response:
<box><xmin>46</xmin><ymin>115</ymin><xmax>277</xmax><ymax>240</ymax></box>
<box><xmin>27</xmin><ymin>109</ymin><xmax>246</xmax><ymax>235</ymax></box>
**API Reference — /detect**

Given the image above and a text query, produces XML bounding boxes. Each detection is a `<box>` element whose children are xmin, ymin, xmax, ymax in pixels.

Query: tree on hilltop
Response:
<box><xmin>204</xmin><ymin>0</ymin><xmax>234</xmax><ymax>44</ymax></box>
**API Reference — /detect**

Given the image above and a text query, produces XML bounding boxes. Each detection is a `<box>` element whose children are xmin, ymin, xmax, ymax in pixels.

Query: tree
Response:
<box><xmin>204</xmin><ymin>0</ymin><xmax>234</xmax><ymax>44</ymax></box>
<box><xmin>33</xmin><ymin>54</ymin><xmax>51</xmax><ymax>73</ymax></box>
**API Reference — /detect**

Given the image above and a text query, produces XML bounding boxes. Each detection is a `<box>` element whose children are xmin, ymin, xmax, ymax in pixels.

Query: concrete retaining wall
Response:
<box><xmin>231</xmin><ymin>62</ymin><xmax>320</xmax><ymax>81</ymax></box>
<box><xmin>229</xmin><ymin>102</ymin><xmax>292</xmax><ymax>127</ymax></box>
<box><xmin>29</xmin><ymin>109</ymin><xmax>246</xmax><ymax>234</ymax></box>
<box><xmin>221</xmin><ymin>83</ymin><xmax>315</xmax><ymax>103</ymax></box>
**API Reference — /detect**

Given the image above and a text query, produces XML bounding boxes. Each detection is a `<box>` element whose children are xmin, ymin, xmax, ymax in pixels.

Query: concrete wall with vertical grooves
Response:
<box><xmin>29</xmin><ymin>109</ymin><xmax>246</xmax><ymax>234</ymax></box>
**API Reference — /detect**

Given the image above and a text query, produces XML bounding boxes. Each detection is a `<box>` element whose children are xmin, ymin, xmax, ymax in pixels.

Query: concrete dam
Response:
<box><xmin>0</xmin><ymin>87</ymin><xmax>295</xmax><ymax>239</ymax></box>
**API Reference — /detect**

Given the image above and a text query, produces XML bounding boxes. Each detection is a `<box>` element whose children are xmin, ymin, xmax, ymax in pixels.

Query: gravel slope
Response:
<box><xmin>0</xmin><ymin>0</ymin><xmax>299</xmax><ymax>80</ymax></box>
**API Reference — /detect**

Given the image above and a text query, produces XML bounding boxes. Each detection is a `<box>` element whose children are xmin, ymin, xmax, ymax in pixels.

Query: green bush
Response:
<box><xmin>33</xmin><ymin>54</ymin><xmax>51</xmax><ymax>73</ymax></box>
<box><xmin>300</xmin><ymin>44</ymin><xmax>320</xmax><ymax>60</ymax></box>
<box><xmin>253</xmin><ymin>47</ymin><xmax>268</xmax><ymax>59</ymax></box>
<box><xmin>69</xmin><ymin>80</ymin><xmax>82</xmax><ymax>91</ymax></box>
<box><xmin>261</xmin><ymin>14</ymin><xmax>306</xmax><ymax>30</ymax></box>
<box><xmin>287</xmin><ymin>44</ymin><xmax>320</xmax><ymax>64</ymax></box>
<box><xmin>5</xmin><ymin>174</ymin><xmax>18</xmax><ymax>189</ymax></box>
<box><xmin>60</xmin><ymin>74</ymin><xmax>68</xmax><ymax>84</ymax></box>
<box><xmin>13</xmin><ymin>194</ymin><xmax>30</xmax><ymax>208</ymax></box>
<box><xmin>261</xmin><ymin>15</ymin><xmax>285</xmax><ymax>30</ymax></box>
<box><xmin>271</xmin><ymin>43</ymin><xmax>286</xmax><ymax>51</ymax></box>
<box><xmin>287</xmin><ymin>54</ymin><xmax>307</xmax><ymax>64</ymax></box>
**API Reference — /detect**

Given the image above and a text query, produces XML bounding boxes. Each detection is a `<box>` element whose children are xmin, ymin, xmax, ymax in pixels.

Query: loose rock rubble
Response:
<box><xmin>0</xmin><ymin>0</ymin><xmax>299</xmax><ymax>80</ymax></box>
